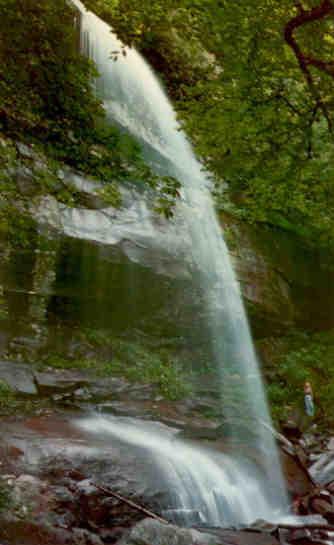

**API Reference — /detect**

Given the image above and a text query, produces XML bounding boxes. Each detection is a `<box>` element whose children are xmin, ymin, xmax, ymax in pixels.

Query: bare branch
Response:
<box><xmin>284</xmin><ymin>0</ymin><xmax>334</xmax><ymax>131</ymax></box>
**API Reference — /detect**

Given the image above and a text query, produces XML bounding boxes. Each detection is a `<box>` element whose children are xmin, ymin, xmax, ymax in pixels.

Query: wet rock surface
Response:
<box><xmin>4</xmin><ymin>140</ymin><xmax>334</xmax><ymax>348</ymax></box>
<box><xmin>0</xmin><ymin>414</ymin><xmax>157</xmax><ymax>544</ymax></box>
<box><xmin>117</xmin><ymin>518</ymin><xmax>281</xmax><ymax>545</ymax></box>
<box><xmin>1</xmin><ymin>364</ymin><xmax>334</xmax><ymax>545</ymax></box>
<box><xmin>0</xmin><ymin>360</ymin><xmax>223</xmax><ymax>431</ymax></box>
<box><xmin>0</xmin><ymin>408</ymin><xmax>332</xmax><ymax>545</ymax></box>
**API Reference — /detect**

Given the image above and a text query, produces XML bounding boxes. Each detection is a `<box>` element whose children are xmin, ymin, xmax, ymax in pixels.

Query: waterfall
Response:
<box><xmin>71</xmin><ymin>0</ymin><xmax>289</xmax><ymax>524</ymax></box>
<box><xmin>76</xmin><ymin>414</ymin><xmax>288</xmax><ymax>527</ymax></box>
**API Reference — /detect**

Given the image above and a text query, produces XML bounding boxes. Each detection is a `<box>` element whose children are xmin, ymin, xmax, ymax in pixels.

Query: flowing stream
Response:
<box><xmin>71</xmin><ymin>0</ymin><xmax>289</xmax><ymax>525</ymax></box>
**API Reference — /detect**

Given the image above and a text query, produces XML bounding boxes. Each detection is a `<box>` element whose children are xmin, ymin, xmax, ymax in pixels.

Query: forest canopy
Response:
<box><xmin>86</xmin><ymin>0</ymin><xmax>334</xmax><ymax>245</ymax></box>
<box><xmin>1</xmin><ymin>0</ymin><xmax>334</xmax><ymax>243</ymax></box>
<box><xmin>0</xmin><ymin>0</ymin><xmax>180</xmax><ymax>216</ymax></box>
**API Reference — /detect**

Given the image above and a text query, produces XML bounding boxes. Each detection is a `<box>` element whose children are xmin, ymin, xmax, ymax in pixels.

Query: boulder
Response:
<box><xmin>0</xmin><ymin>360</ymin><xmax>37</xmax><ymax>395</ymax></box>
<box><xmin>310</xmin><ymin>452</ymin><xmax>334</xmax><ymax>485</ymax></box>
<box><xmin>34</xmin><ymin>369</ymin><xmax>89</xmax><ymax>396</ymax></box>
<box><xmin>309</xmin><ymin>490</ymin><xmax>334</xmax><ymax>523</ymax></box>
<box><xmin>116</xmin><ymin>518</ymin><xmax>281</xmax><ymax>545</ymax></box>
<box><xmin>117</xmin><ymin>518</ymin><xmax>216</xmax><ymax>545</ymax></box>
<box><xmin>16</xmin><ymin>142</ymin><xmax>36</xmax><ymax>159</ymax></box>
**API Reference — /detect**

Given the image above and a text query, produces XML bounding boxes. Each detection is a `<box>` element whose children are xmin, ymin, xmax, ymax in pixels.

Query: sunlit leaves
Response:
<box><xmin>87</xmin><ymin>0</ymin><xmax>334</xmax><ymax>244</ymax></box>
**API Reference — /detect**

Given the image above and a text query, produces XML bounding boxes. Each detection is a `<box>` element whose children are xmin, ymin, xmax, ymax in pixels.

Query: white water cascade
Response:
<box><xmin>77</xmin><ymin>414</ymin><xmax>288</xmax><ymax>527</ymax></box>
<box><xmin>71</xmin><ymin>0</ymin><xmax>289</xmax><ymax>525</ymax></box>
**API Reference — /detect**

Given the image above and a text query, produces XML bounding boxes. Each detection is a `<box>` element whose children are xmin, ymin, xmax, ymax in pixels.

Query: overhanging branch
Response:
<box><xmin>284</xmin><ymin>0</ymin><xmax>334</xmax><ymax>131</ymax></box>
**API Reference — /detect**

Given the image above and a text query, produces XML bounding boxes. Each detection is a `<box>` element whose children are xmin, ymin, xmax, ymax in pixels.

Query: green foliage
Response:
<box><xmin>153</xmin><ymin>176</ymin><xmax>181</xmax><ymax>219</ymax></box>
<box><xmin>266</xmin><ymin>329</ymin><xmax>334</xmax><ymax>426</ymax></box>
<box><xmin>0</xmin><ymin>0</ymin><xmax>101</xmax><ymax>139</ymax></box>
<box><xmin>88</xmin><ymin>0</ymin><xmax>334</xmax><ymax>245</ymax></box>
<box><xmin>0</xmin><ymin>380</ymin><xmax>18</xmax><ymax>412</ymax></box>
<box><xmin>97</xmin><ymin>184</ymin><xmax>122</xmax><ymax>208</ymax></box>
<box><xmin>221</xmin><ymin>224</ymin><xmax>238</xmax><ymax>252</ymax></box>
<box><xmin>42</xmin><ymin>355</ymin><xmax>99</xmax><ymax>372</ymax></box>
<box><xmin>2</xmin><ymin>0</ymin><xmax>334</xmax><ymax>236</ymax></box>
<box><xmin>0</xmin><ymin>1</ymin><xmax>180</xmax><ymax>222</ymax></box>
<box><xmin>0</xmin><ymin>286</ymin><xmax>7</xmax><ymax>321</ymax></box>
<box><xmin>0</xmin><ymin>372</ymin><xmax>53</xmax><ymax>417</ymax></box>
<box><xmin>105</xmin><ymin>337</ymin><xmax>189</xmax><ymax>399</ymax></box>
<box><xmin>0</xmin><ymin>194</ymin><xmax>38</xmax><ymax>250</ymax></box>
<box><xmin>104</xmin><ymin>356</ymin><xmax>188</xmax><ymax>400</ymax></box>
<box><xmin>44</xmin><ymin>332</ymin><xmax>189</xmax><ymax>400</ymax></box>
<box><xmin>0</xmin><ymin>481</ymin><xmax>12</xmax><ymax>514</ymax></box>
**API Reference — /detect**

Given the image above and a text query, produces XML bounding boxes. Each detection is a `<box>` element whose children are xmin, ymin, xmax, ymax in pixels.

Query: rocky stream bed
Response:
<box><xmin>0</xmin><ymin>361</ymin><xmax>334</xmax><ymax>544</ymax></box>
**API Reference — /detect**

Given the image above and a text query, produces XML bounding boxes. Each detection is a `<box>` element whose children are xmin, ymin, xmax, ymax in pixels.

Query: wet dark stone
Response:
<box><xmin>281</xmin><ymin>419</ymin><xmax>303</xmax><ymax>442</ymax></box>
<box><xmin>280</xmin><ymin>449</ymin><xmax>314</xmax><ymax>497</ymax></box>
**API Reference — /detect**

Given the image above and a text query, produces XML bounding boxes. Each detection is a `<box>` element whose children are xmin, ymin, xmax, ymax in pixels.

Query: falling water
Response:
<box><xmin>71</xmin><ymin>0</ymin><xmax>289</xmax><ymax>523</ymax></box>
<box><xmin>77</xmin><ymin>414</ymin><xmax>289</xmax><ymax>527</ymax></box>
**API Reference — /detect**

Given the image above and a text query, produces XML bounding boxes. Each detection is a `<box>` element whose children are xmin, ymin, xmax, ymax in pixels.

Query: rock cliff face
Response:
<box><xmin>223</xmin><ymin>216</ymin><xmax>334</xmax><ymax>338</ymax></box>
<box><xmin>1</xmin><ymin>147</ymin><xmax>333</xmax><ymax>366</ymax></box>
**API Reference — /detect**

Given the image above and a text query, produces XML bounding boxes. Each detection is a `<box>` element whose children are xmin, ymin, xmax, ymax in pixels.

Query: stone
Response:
<box><xmin>12</xmin><ymin>474</ymin><xmax>49</xmax><ymax>509</ymax></box>
<box><xmin>117</xmin><ymin>518</ymin><xmax>216</xmax><ymax>545</ymax></box>
<box><xmin>34</xmin><ymin>369</ymin><xmax>89</xmax><ymax>396</ymax></box>
<box><xmin>76</xmin><ymin>479</ymin><xmax>98</xmax><ymax>497</ymax></box>
<box><xmin>83</xmin><ymin>376</ymin><xmax>129</xmax><ymax>402</ymax></box>
<box><xmin>53</xmin><ymin>485</ymin><xmax>75</xmax><ymax>505</ymax></box>
<box><xmin>16</xmin><ymin>142</ymin><xmax>35</xmax><ymax>159</ymax></box>
<box><xmin>286</xmin><ymin>527</ymin><xmax>312</xmax><ymax>543</ymax></box>
<box><xmin>77</xmin><ymin>192</ymin><xmax>109</xmax><ymax>210</ymax></box>
<box><xmin>72</xmin><ymin>528</ymin><xmax>104</xmax><ymax>545</ymax></box>
<box><xmin>310</xmin><ymin>452</ymin><xmax>334</xmax><ymax>485</ymax></box>
<box><xmin>99</xmin><ymin>526</ymin><xmax>125</xmax><ymax>542</ymax></box>
<box><xmin>0</xmin><ymin>519</ymin><xmax>73</xmax><ymax>545</ymax></box>
<box><xmin>116</xmin><ymin>518</ymin><xmax>281</xmax><ymax>545</ymax></box>
<box><xmin>162</xmin><ymin>508</ymin><xmax>205</xmax><ymax>526</ymax></box>
<box><xmin>179</xmin><ymin>424</ymin><xmax>224</xmax><ymax>441</ymax></box>
<box><xmin>15</xmin><ymin>165</ymin><xmax>37</xmax><ymax>196</ymax></box>
<box><xmin>9</xmin><ymin>336</ymin><xmax>43</xmax><ymax>357</ymax></box>
<box><xmin>74</xmin><ymin>387</ymin><xmax>93</xmax><ymax>401</ymax></box>
<box><xmin>310</xmin><ymin>497</ymin><xmax>334</xmax><ymax>523</ymax></box>
<box><xmin>295</xmin><ymin>444</ymin><xmax>309</xmax><ymax>468</ymax></box>
<box><xmin>210</xmin><ymin>530</ymin><xmax>280</xmax><ymax>545</ymax></box>
<box><xmin>280</xmin><ymin>449</ymin><xmax>314</xmax><ymax>496</ymax></box>
<box><xmin>0</xmin><ymin>360</ymin><xmax>37</xmax><ymax>395</ymax></box>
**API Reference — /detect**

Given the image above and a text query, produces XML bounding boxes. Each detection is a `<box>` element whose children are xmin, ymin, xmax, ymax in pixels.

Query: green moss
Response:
<box><xmin>43</xmin><ymin>333</ymin><xmax>190</xmax><ymax>401</ymax></box>
<box><xmin>97</xmin><ymin>184</ymin><xmax>122</xmax><ymax>208</ymax></box>
<box><xmin>222</xmin><ymin>225</ymin><xmax>238</xmax><ymax>252</ymax></box>
<box><xmin>0</xmin><ymin>380</ymin><xmax>50</xmax><ymax>416</ymax></box>
<box><xmin>42</xmin><ymin>356</ymin><xmax>98</xmax><ymax>372</ymax></box>
<box><xmin>0</xmin><ymin>380</ymin><xmax>26</xmax><ymax>416</ymax></box>
<box><xmin>0</xmin><ymin>380</ymin><xmax>16</xmax><ymax>407</ymax></box>
<box><xmin>0</xmin><ymin>482</ymin><xmax>12</xmax><ymax>514</ymax></box>
<box><xmin>103</xmin><ymin>356</ymin><xmax>189</xmax><ymax>400</ymax></box>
